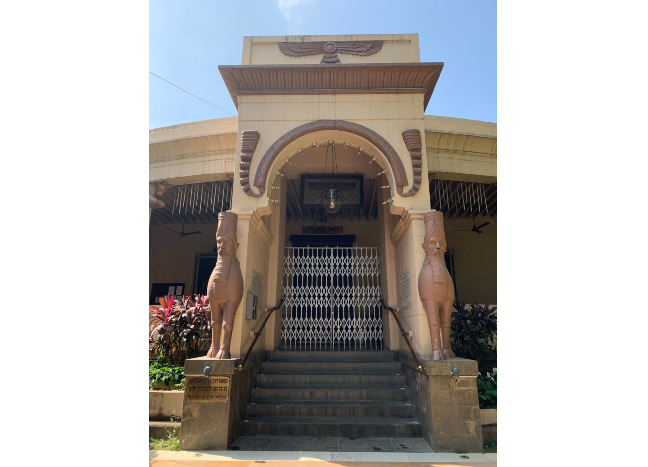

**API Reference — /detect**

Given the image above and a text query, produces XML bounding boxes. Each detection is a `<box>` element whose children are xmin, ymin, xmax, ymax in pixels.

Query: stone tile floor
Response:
<box><xmin>150</xmin><ymin>449</ymin><xmax>497</xmax><ymax>465</ymax></box>
<box><xmin>229</xmin><ymin>436</ymin><xmax>435</xmax><ymax>453</ymax></box>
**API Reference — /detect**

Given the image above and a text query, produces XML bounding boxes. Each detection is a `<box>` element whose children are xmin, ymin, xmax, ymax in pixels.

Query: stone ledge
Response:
<box><xmin>149</xmin><ymin>390</ymin><xmax>184</xmax><ymax>421</ymax></box>
<box><xmin>480</xmin><ymin>408</ymin><xmax>497</xmax><ymax>425</ymax></box>
<box><xmin>398</xmin><ymin>351</ymin><xmax>478</xmax><ymax>376</ymax></box>
<box><xmin>184</xmin><ymin>351</ymin><xmax>266</xmax><ymax>376</ymax></box>
<box><xmin>149</xmin><ymin>421</ymin><xmax>180</xmax><ymax>439</ymax></box>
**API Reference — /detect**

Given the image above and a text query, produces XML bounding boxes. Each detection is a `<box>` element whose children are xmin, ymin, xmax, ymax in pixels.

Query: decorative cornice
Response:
<box><xmin>218</xmin><ymin>62</ymin><xmax>444</xmax><ymax>110</ymax></box>
<box><xmin>239</xmin><ymin>131</ymin><xmax>263</xmax><ymax>197</ymax></box>
<box><xmin>253</xmin><ymin>120</ymin><xmax>409</xmax><ymax>192</ymax></box>
<box><xmin>398</xmin><ymin>129</ymin><xmax>423</xmax><ymax>198</ymax></box>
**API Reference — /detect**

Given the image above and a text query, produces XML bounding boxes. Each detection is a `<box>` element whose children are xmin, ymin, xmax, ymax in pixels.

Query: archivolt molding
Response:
<box><xmin>253</xmin><ymin>120</ymin><xmax>409</xmax><ymax>193</ymax></box>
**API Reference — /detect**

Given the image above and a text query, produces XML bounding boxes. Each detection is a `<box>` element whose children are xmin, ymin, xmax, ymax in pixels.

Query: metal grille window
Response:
<box><xmin>281</xmin><ymin>246</ymin><xmax>383</xmax><ymax>350</ymax></box>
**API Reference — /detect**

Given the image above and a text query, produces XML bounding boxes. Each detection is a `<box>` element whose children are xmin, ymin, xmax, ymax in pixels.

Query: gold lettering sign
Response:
<box><xmin>185</xmin><ymin>376</ymin><xmax>230</xmax><ymax>402</ymax></box>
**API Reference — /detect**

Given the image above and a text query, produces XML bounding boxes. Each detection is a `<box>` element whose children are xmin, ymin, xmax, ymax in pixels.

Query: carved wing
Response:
<box><xmin>336</xmin><ymin>41</ymin><xmax>384</xmax><ymax>56</ymax></box>
<box><xmin>278</xmin><ymin>42</ymin><xmax>327</xmax><ymax>57</ymax></box>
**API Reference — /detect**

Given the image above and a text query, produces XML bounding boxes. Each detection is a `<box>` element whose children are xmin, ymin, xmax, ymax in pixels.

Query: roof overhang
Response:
<box><xmin>218</xmin><ymin>62</ymin><xmax>444</xmax><ymax>111</ymax></box>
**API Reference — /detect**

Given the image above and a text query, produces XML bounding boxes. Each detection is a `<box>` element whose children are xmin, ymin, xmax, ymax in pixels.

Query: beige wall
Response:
<box><xmin>444</xmin><ymin>218</ymin><xmax>497</xmax><ymax>304</ymax></box>
<box><xmin>242</xmin><ymin>34</ymin><xmax>420</xmax><ymax>65</ymax></box>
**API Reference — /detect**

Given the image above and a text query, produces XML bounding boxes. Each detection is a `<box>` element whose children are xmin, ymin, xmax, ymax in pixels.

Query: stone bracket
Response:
<box><xmin>239</xmin><ymin>131</ymin><xmax>263</xmax><ymax>197</ymax></box>
<box><xmin>398</xmin><ymin>129</ymin><xmax>423</xmax><ymax>198</ymax></box>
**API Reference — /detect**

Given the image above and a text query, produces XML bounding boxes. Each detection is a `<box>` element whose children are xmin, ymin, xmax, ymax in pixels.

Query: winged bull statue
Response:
<box><xmin>278</xmin><ymin>41</ymin><xmax>384</xmax><ymax>64</ymax></box>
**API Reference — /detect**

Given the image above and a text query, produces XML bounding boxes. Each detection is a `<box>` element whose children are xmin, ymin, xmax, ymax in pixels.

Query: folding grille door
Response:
<box><xmin>281</xmin><ymin>246</ymin><xmax>383</xmax><ymax>350</ymax></box>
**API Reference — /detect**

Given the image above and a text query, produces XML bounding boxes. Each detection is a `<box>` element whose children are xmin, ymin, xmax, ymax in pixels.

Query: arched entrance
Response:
<box><xmin>261</xmin><ymin>129</ymin><xmax>398</xmax><ymax>351</ymax></box>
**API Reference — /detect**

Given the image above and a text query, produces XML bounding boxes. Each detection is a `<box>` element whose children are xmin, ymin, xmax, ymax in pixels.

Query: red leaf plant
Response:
<box><xmin>149</xmin><ymin>294</ymin><xmax>211</xmax><ymax>362</ymax></box>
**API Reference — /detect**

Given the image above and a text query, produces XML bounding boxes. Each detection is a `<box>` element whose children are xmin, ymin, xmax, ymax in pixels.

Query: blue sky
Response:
<box><xmin>149</xmin><ymin>0</ymin><xmax>496</xmax><ymax>129</ymax></box>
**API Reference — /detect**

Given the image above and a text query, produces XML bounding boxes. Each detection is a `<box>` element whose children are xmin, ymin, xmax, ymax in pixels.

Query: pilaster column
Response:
<box><xmin>390</xmin><ymin>208</ymin><xmax>434</xmax><ymax>358</ymax></box>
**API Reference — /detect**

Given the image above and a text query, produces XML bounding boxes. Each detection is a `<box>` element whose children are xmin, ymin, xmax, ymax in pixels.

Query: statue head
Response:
<box><xmin>422</xmin><ymin>211</ymin><xmax>447</xmax><ymax>256</ymax></box>
<box><xmin>213</xmin><ymin>212</ymin><xmax>239</xmax><ymax>280</ymax></box>
<box><xmin>215</xmin><ymin>212</ymin><xmax>239</xmax><ymax>255</ymax></box>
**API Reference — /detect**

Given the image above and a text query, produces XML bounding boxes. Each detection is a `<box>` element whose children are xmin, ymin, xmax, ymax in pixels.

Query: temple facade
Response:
<box><xmin>149</xmin><ymin>33</ymin><xmax>496</xmax><ymax>361</ymax></box>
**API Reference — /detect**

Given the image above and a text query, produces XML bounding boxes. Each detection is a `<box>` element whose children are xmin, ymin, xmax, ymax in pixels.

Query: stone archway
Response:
<box><xmin>253</xmin><ymin>120</ymin><xmax>409</xmax><ymax>193</ymax></box>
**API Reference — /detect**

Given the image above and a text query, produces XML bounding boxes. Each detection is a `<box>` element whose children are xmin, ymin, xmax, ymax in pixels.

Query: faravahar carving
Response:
<box><xmin>278</xmin><ymin>41</ymin><xmax>384</xmax><ymax>64</ymax></box>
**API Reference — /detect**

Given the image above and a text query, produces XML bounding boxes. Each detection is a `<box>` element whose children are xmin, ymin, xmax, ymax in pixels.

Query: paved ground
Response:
<box><xmin>230</xmin><ymin>436</ymin><xmax>434</xmax><ymax>452</ymax></box>
<box><xmin>150</xmin><ymin>449</ymin><xmax>497</xmax><ymax>465</ymax></box>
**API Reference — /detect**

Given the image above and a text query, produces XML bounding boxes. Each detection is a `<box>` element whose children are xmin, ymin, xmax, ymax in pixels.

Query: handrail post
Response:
<box><xmin>236</xmin><ymin>298</ymin><xmax>285</xmax><ymax>370</ymax></box>
<box><xmin>379</xmin><ymin>298</ymin><xmax>425</xmax><ymax>372</ymax></box>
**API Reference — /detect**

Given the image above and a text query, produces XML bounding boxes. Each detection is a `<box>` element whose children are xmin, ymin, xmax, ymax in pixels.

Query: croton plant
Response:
<box><xmin>149</xmin><ymin>294</ymin><xmax>211</xmax><ymax>362</ymax></box>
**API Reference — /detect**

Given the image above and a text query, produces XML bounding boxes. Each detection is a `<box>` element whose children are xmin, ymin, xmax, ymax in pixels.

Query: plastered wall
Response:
<box><xmin>149</xmin><ymin>223</ymin><xmax>219</xmax><ymax>298</ymax></box>
<box><xmin>443</xmin><ymin>219</ymin><xmax>497</xmax><ymax>304</ymax></box>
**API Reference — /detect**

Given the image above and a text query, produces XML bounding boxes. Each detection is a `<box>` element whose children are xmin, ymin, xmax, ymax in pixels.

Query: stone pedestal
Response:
<box><xmin>399</xmin><ymin>352</ymin><xmax>484</xmax><ymax>452</ymax></box>
<box><xmin>178</xmin><ymin>353</ymin><xmax>265</xmax><ymax>451</ymax></box>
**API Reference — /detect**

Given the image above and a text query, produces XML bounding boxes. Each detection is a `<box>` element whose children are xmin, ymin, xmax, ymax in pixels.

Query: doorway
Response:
<box><xmin>280</xmin><ymin>237</ymin><xmax>383</xmax><ymax>351</ymax></box>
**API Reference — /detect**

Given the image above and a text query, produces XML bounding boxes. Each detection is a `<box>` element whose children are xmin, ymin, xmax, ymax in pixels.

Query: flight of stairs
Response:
<box><xmin>240</xmin><ymin>350</ymin><xmax>422</xmax><ymax>438</ymax></box>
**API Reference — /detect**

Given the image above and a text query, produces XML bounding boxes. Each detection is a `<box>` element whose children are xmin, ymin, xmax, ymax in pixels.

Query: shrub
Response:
<box><xmin>450</xmin><ymin>301</ymin><xmax>497</xmax><ymax>375</ymax></box>
<box><xmin>477</xmin><ymin>368</ymin><xmax>497</xmax><ymax>409</ymax></box>
<box><xmin>149</xmin><ymin>294</ymin><xmax>211</xmax><ymax>363</ymax></box>
<box><xmin>149</xmin><ymin>359</ymin><xmax>185</xmax><ymax>390</ymax></box>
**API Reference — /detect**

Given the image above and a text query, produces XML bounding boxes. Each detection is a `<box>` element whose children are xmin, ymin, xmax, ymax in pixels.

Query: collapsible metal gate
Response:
<box><xmin>281</xmin><ymin>246</ymin><xmax>383</xmax><ymax>350</ymax></box>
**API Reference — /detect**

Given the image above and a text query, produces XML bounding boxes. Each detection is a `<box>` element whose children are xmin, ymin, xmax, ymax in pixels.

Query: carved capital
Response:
<box><xmin>397</xmin><ymin>129</ymin><xmax>423</xmax><ymax>198</ymax></box>
<box><xmin>239</xmin><ymin>131</ymin><xmax>264</xmax><ymax>197</ymax></box>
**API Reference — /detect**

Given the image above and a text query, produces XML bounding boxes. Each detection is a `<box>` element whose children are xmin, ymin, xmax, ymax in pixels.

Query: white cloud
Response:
<box><xmin>275</xmin><ymin>0</ymin><xmax>312</xmax><ymax>22</ymax></box>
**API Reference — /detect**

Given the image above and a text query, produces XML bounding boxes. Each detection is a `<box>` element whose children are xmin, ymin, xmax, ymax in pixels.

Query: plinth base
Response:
<box><xmin>178</xmin><ymin>353</ymin><xmax>265</xmax><ymax>451</ymax></box>
<box><xmin>399</xmin><ymin>353</ymin><xmax>484</xmax><ymax>453</ymax></box>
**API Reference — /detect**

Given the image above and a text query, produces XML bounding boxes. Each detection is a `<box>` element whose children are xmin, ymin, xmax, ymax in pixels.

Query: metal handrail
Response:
<box><xmin>379</xmin><ymin>298</ymin><xmax>425</xmax><ymax>372</ymax></box>
<box><xmin>237</xmin><ymin>298</ymin><xmax>285</xmax><ymax>370</ymax></box>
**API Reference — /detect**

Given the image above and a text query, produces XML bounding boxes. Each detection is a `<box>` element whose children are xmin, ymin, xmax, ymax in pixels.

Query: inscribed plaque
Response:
<box><xmin>185</xmin><ymin>376</ymin><xmax>230</xmax><ymax>402</ymax></box>
<box><xmin>401</xmin><ymin>271</ymin><xmax>412</xmax><ymax>309</ymax></box>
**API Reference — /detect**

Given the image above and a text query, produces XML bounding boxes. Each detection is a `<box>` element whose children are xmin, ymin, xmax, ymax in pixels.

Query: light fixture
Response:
<box><xmin>285</xmin><ymin>158</ymin><xmax>292</xmax><ymax>165</ymax></box>
<box><xmin>321</xmin><ymin>189</ymin><xmax>343</xmax><ymax>214</ymax></box>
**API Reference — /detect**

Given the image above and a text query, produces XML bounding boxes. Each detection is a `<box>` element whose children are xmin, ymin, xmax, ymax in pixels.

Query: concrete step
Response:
<box><xmin>256</xmin><ymin>373</ymin><xmax>406</xmax><ymax>387</ymax></box>
<box><xmin>149</xmin><ymin>421</ymin><xmax>180</xmax><ymax>439</ymax></box>
<box><xmin>246</xmin><ymin>400</ymin><xmax>417</xmax><ymax>418</ymax></box>
<box><xmin>240</xmin><ymin>416</ymin><xmax>423</xmax><ymax>438</ymax></box>
<box><xmin>267</xmin><ymin>350</ymin><xmax>398</xmax><ymax>362</ymax></box>
<box><xmin>261</xmin><ymin>361</ymin><xmax>403</xmax><ymax>374</ymax></box>
<box><xmin>252</xmin><ymin>385</ymin><xmax>411</xmax><ymax>401</ymax></box>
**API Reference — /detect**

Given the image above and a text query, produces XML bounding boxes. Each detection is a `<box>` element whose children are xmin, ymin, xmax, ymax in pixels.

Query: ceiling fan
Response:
<box><xmin>455</xmin><ymin>217</ymin><xmax>490</xmax><ymax>234</ymax></box>
<box><xmin>166</xmin><ymin>223</ymin><xmax>202</xmax><ymax>238</ymax></box>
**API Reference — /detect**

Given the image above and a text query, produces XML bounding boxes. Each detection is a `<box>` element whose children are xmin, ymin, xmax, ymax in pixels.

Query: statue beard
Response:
<box><xmin>213</xmin><ymin>253</ymin><xmax>233</xmax><ymax>282</ymax></box>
